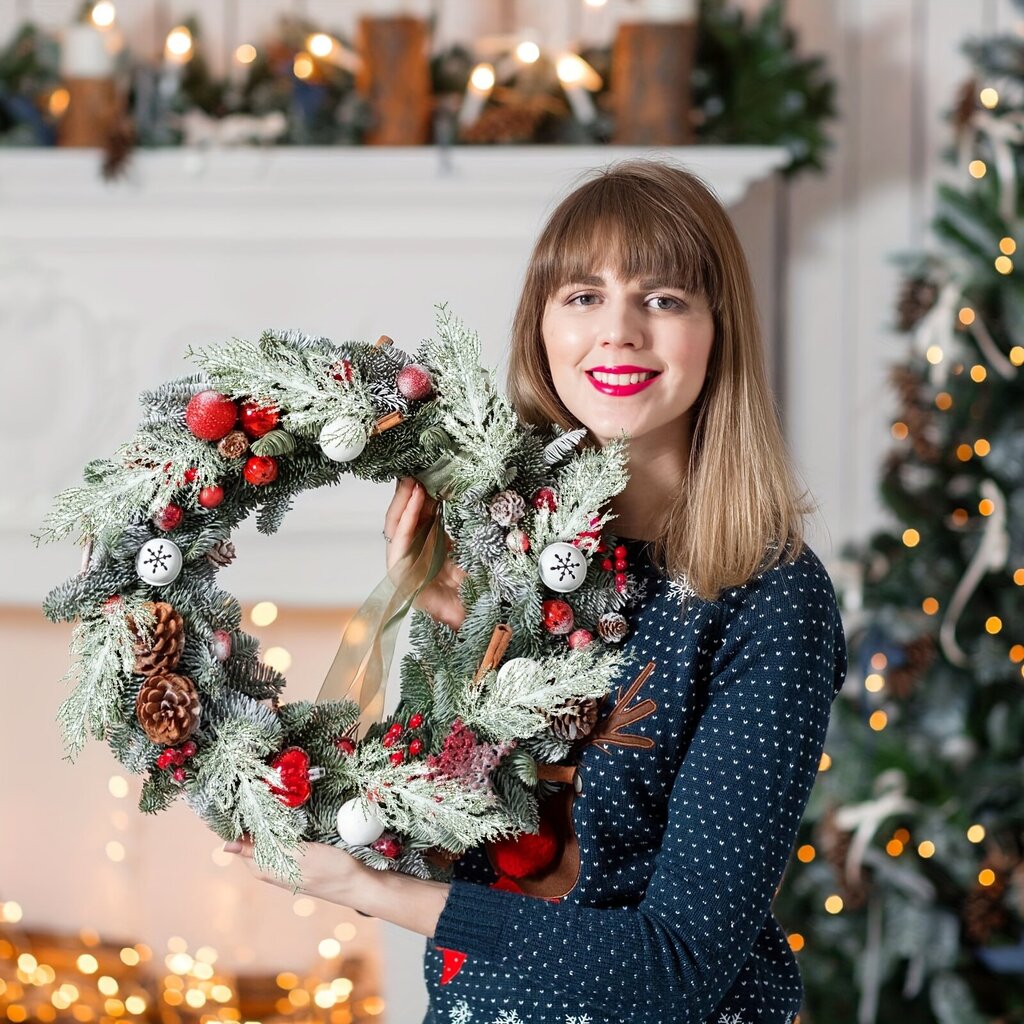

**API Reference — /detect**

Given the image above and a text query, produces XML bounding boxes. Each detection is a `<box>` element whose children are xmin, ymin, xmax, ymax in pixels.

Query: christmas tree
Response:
<box><xmin>773</xmin><ymin>14</ymin><xmax>1024</xmax><ymax>1024</ymax></box>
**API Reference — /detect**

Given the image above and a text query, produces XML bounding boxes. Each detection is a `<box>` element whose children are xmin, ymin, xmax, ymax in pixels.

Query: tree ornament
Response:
<box><xmin>495</xmin><ymin>656</ymin><xmax>542</xmax><ymax>688</ymax></box>
<box><xmin>542</xmin><ymin>599</ymin><xmax>574</xmax><ymax>635</ymax></box>
<box><xmin>135</xmin><ymin>672</ymin><xmax>201</xmax><ymax>744</ymax></box>
<box><xmin>243</xmin><ymin>455</ymin><xmax>278</xmax><ymax>486</ymax></box>
<box><xmin>205</xmin><ymin>539</ymin><xmax>236</xmax><ymax>568</ymax></box>
<box><xmin>539</xmin><ymin>541</ymin><xmax>588</xmax><ymax>593</ymax></box>
<box><xmin>336</xmin><ymin>798</ymin><xmax>385</xmax><ymax>846</ymax></box>
<box><xmin>532</xmin><ymin>486</ymin><xmax>557</xmax><ymax>511</ymax></box>
<box><xmin>239</xmin><ymin>400</ymin><xmax>280</xmax><ymax>438</ymax></box>
<box><xmin>185</xmin><ymin>390</ymin><xmax>238</xmax><ymax>441</ymax></box>
<box><xmin>198</xmin><ymin>485</ymin><xmax>224</xmax><ymax>509</ymax></box>
<box><xmin>487</xmin><ymin>815</ymin><xmax>559</xmax><ymax>878</ymax></box>
<box><xmin>545</xmin><ymin>696</ymin><xmax>599</xmax><ymax>741</ymax></box>
<box><xmin>217</xmin><ymin>430</ymin><xmax>250</xmax><ymax>459</ymax></box>
<box><xmin>371</xmin><ymin>833</ymin><xmax>403</xmax><ymax>859</ymax></box>
<box><xmin>152</xmin><ymin>504</ymin><xmax>183</xmax><ymax>532</ymax></box>
<box><xmin>567</xmin><ymin>628</ymin><xmax>593</xmax><ymax>650</ymax></box>
<box><xmin>130</xmin><ymin>601</ymin><xmax>185</xmax><ymax>675</ymax></box>
<box><xmin>506</xmin><ymin>527</ymin><xmax>530</xmax><ymax>553</ymax></box>
<box><xmin>210</xmin><ymin>629</ymin><xmax>232</xmax><ymax>662</ymax></box>
<box><xmin>266</xmin><ymin>746</ymin><xmax>320</xmax><ymax>809</ymax></box>
<box><xmin>335</xmin><ymin>737</ymin><xmax>356</xmax><ymax>756</ymax></box>
<box><xmin>319</xmin><ymin>415</ymin><xmax>368</xmax><ymax>462</ymax></box>
<box><xmin>489</xmin><ymin>489</ymin><xmax>526</xmax><ymax>526</ymax></box>
<box><xmin>597</xmin><ymin>611</ymin><xmax>629</xmax><ymax>643</ymax></box>
<box><xmin>330</xmin><ymin>358</ymin><xmax>353</xmax><ymax>383</ymax></box>
<box><xmin>396</xmin><ymin>362</ymin><xmax>434</xmax><ymax>400</ymax></box>
<box><xmin>135</xmin><ymin>538</ymin><xmax>183</xmax><ymax>587</ymax></box>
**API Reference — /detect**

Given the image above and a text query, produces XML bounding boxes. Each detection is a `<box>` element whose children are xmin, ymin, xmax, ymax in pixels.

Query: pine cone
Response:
<box><xmin>206</xmin><ymin>539</ymin><xmax>237</xmax><ymax>567</ymax></box>
<box><xmin>135</xmin><ymin>672</ymin><xmax>201</xmax><ymax>745</ymax></box>
<box><xmin>217</xmin><ymin>430</ymin><xmax>249</xmax><ymax>458</ymax></box>
<box><xmin>962</xmin><ymin>849</ymin><xmax>1012</xmax><ymax>944</ymax></box>
<box><xmin>461</xmin><ymin>102</ymin><xmax>545</xmax><ymax>144</ymax></box>
<box><xmin>468</xmin><ymin>521</ymin><xmax>506</xmax><ymax>563</ymax></box>
<box><xmin>129</xmin><ymin>601</ymin><xmax>185</xmax><ymax>675</ymax></box>
<box><xmin>895</xmin><ymin>275</ymin><xmax>939</xmax><ymax>333</ymax></box>
<box><xmin>597</xmin><ymin>612</ymin><xmax>629</xmax><ymax>643</ymax></box>
<box><xmin>818</xmin><ymin>804</ymin><xmax>870</xmax><ymax>909</ymax></box>
<box><xmin>888</xmin><ymin>634</ymin><xmax>936</xmax><ymax>700</ymax></box>
<box><xmin>489</xmin><ymin>489</ymin><xmax>526</xmax><ymax>527</ymax></box>
<box><xmin>545</xmin><ymin>697</ymin><xmax>599</xmax><ymax>742</ymax></box>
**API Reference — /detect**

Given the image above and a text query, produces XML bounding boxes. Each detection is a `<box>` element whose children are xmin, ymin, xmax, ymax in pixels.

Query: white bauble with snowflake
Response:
<box><xmin>538</xmin><ymin>541</ymin><xmax>587</xmax><ymax>593</ymax></box>
<box><xmin>135</xmin><ymin>538</ymin><xmax>183</xmax><ymax>586</ymax></box>
<box><xmin>336</xmin><ymin>798</ymin><xmax>385</xmax><ymax>846</ymax></box>
<box><xmin>319</xmin><ymin>414</ymin><xmax>367</xmax><ymax>462</ymax></box>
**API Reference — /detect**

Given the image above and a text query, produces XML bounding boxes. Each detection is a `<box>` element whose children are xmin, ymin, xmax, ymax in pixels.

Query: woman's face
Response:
<box><xmin>541</xmin><ymin>265</ymin><xmax>715</xmax><ymax>449</ymax></box>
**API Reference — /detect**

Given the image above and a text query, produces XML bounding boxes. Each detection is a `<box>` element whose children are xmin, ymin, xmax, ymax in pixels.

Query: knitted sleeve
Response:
<box><xmin>431</xmin><ymin>549</ymin><xmax>848</xmax><ymax>1023</ymax></box>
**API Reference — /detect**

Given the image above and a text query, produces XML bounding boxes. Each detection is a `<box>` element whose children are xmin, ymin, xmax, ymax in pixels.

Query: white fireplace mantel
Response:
<box><xmin>5</xmin><ymin>145</ymin><xmax>786</xmax><ymax>607</ymax></box>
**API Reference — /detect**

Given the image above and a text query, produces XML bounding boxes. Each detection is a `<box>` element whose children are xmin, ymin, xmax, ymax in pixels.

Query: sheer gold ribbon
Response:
<box><xmin>314</xmin><ymin>501</ymin><xmax>447</xmax><ymax>735</ymax></box>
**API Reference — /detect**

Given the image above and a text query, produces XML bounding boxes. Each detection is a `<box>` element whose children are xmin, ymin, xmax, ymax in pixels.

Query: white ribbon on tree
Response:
<box><xmin>912</xmin><ymin>280</ymin><xmax>963</xmax><ymax>386</ymax></box>
<box><xmin>940</xmin><ymin>477</ymin><xmax>1010</xmax><ymax>666</ymax></box>
<box><xmin>962</xmin><ymin>108</ymin><xmax>1024</xmax><ymax>224</ymax></box>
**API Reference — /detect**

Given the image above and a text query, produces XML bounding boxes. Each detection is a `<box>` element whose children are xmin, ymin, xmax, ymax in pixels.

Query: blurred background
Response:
<box><xmin>3</xmin><ymin>1</ymin><xmax>1024</xmax><ymax>1022</ymax></box>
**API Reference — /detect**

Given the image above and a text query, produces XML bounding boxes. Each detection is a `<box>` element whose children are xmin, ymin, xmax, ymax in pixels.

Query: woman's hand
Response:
<box><xmin>384</xmin><ymin>477</ymin><xmax>468</xmax><ymax>632</ymax></box>
<box><xmin>225</xmin><ymin>835</ymin><xmax>368</xmax><ymax>905</ymax></box>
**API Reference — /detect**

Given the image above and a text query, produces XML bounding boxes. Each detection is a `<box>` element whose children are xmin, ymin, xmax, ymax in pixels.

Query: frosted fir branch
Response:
<box><xmin>544</xmin><ymin>427</ymin><xmax>588</xmax><ymax>465</ymax></box>
<box><xmin>138</xmin><ymin>373</ymin><xmax>210</xmax><ymax>428</ymax></box>
<box><xmin>456</xmin><ymin>647</ymin><xmax>631</xmax><ymax>742</ymax></box>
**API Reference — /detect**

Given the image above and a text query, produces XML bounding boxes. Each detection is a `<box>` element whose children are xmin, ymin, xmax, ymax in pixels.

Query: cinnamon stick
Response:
<box><xmin>372</xmin><ymin>410</ymin><xmax>404</xmax><ymax>434</ymax></box>
<box><xmin>472</xmin><ymin>622</ymin><xmax>513</xmax><ymax>685</ymax></box>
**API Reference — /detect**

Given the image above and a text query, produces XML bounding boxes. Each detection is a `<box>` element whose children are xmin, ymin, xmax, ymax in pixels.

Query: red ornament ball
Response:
<box><xmin>396</xmin><ymin>362</ymin><xmax>434</xmax><ymax>401</ymax></box>
<box><xmin>183</xmin><ymin>466</ymin><xmax>198</xmax><ymax>484</ymax></box>
<box><xmin>388</xmin><ymin>723</ymin><xmax>403</xmax><ymax>737</ymax></box>
<box><xmin>152</xmin><ymin>504</ymin><xmax>183</xmax><ymax>532</ymax></box>
<box><xmin>243</xmin><ymin>456</ymin><xmax>278</xmax><ymax>486</ymax></box>
<box><xmin>487</xmin><ymin>816</ymin><xmax>559</xmax><ymax>879</ymax></box>
<box><xmin>198</xmin><ymin>485</ymin><xmax>224</xmax><ymax>509</ymax></box>
<box><xmin>532</xmin><ymin>487</ymin><xmax>557</xmax><ymax>512</ymax></box>
<box><xmin>409</xmin><ymin>738</ymin><xmax>424</xmax><ymax>756</ymax></box>
<box><xmin>185</xmin><ymin>390</ymin><xmax>238</xmax><ymax>442</ymax></box>
<box><xmin>567</xmin><ymin>628</ymin><xmax>593</xmax><ymax>650</ymax></box>
<box><xmin>542</xmin><ymin>598</ymin><xmax>574</xmax><ymax>636</ymax></box>
<box><xmin>181</xmin><ymin>740</ymin><xmax>197</xmax><ymax>758</ymax></box>
<box><xmin>371</xmin><ymin>834</ymin><xmax>402</xmax><ymax>859</ymax></box>
<box><xmin>336</xmin><ymin>737</ymin><xmax>356</xmax><ymax>756</ymax></box>
<box><xmin>172</xmin><ymin>767</ymin><xmax>186</xmax><ymax>783</ymax></box>
<box><xmin>267</xmin><ymin>746</ymin><xmax>314</xmax><ymax>808</ymax></box>
<box><xmin>389</xmin><ymin>750</ymin><xmax>405</xmax><ymax>765</ymax></box>
<box><xmin>408</xmin><ymin>713</ymin><xmax>424</xmax><ymax>729</ymax></box>
<box><xmin>239</xmin><ymin>400</ymin><xmax>280</xmax><ymax>439</ymax></box>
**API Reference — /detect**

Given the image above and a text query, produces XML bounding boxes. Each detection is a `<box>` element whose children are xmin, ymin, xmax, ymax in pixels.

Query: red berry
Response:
<box><xmin>240</xmin><ymin>400</ymin><xmax>280</xmax><ymax>439</ymax></box>
<box><xmin>408</xmin><ymin>713</ymin><xmax>424</xmax><ymax>729</ymax></box>
<box><xmin>601</xmin><ymin>558</ymin><xmax>613</xmax><ymax>571</ymax></box>
<box><xmin>156</xmin><ymin>751</ymin><xmax>173</xmax><ymax>770</ymax></box>
<box><xmin>371</xmin><ymin>834</ymin><xmax>402</xmax><ymax>858</ymax></box>
<box><xmin>171</xmin><ymin>749</ymin><xmax>186</xmax><ymax>766</ymax></box>
<box><xmin>409</xmin><ymin>738</ymin><xmax>424</xmax><ymax>756</ymax></box>
<box><xmin>532</xmin><ymin>487</ymin><xmax>557</xmax><ymax>512</ymax></box>
<box><xmin>152</xmin><ymin>504</ymin><xmax>183</xmax><ymax>532</ymax></box>
<box><xmin>568</xmin><ymin>628</ymin><xmax>593</xmax><ymax>650</ymax></box>
<box><xmin>396</xmin><ymin>362</ymin><xmax>434</xmax><ymax>401</ymax></box>
<box><xmin>389</xmin><ymin>750</ymin><xmax>405</xmax><ymax>765</ymax></box>
<box><xmin>381</xmin><ymin>734</ymin><xmax>395</xmax><ymax>748</ymax></box>
<box><xmin>331</xmin><ymin>359</ymin><xmax>353</xmax><ymax>383</ymax></box>
<box><xmin>183</xmin><ymin>467</ymin><xmax>198</xmax><ymax>484</ymax></box>
<box><xmin>243</xmin><ymin>456</ymin><xmax>278</xmax><ymax>486</ymax></box>
<box><xmin>335</xmin><ymin>737</ymin><xmax>356</xmax><ymax>756</ymax></box>
<box><xmin>185</xmin><ymin>390</ymin><xmax>238</xmax><ymax>442</ymax></box>
<box><xmin>614</xmin><ymin>572</ymin><xmax>627</xmax><ymax>587</ymax></box>
<box><xmin>615</xmin><ymin>558</ymin><xmax>628</xmax><ymax>571</ymax></box>
<box><xmin>388</xmin><ymin>723</ymin><xmax>403</xmax><ymax>737</ymax></box>
<box><xmin>542</xmin><ymin>598</ymin><xmax>574</xmax><ymax>636</ymax></box>
<box><xmin>181</xmin><ymin>741</ymin><xmax>197</xmax><ymax>758</ymax></box>
<box><xmin>172</xmin><ymin>767</ymin><xmax>186</xmax><ymax>783</ymax></box>
<box><xmin>198</xmin><ymin>485</ymin><xmax>224</xmax><ymax>508</ymax></box>
<box><xmin>614</xmin><ymin>545</ymin><xmax>627</xmax><ymax>559</ymax></box>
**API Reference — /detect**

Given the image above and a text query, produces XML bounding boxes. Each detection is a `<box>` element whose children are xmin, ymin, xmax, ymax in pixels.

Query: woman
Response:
<box><xmin>228</xmin><ymin>159</ymin><xmax>848</xmax><ymax>1024</ymax></box>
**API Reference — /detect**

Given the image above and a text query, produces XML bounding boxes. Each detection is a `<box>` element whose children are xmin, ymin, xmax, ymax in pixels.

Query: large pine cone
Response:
<box><xmin>546</xmin><ymin>698</ymin><xmax>599</xmax><ymax>742</ymax></box>
<box><xmin>818</xmin><ymin>804</ymin><xmax>869</xmax><ymax>909</ymax></box>
<box><xmin>135</xmin><ymin>673</ymin><xmax>201</xmax><ymax>745</ymax></box>
<box><xmin>217</xmin><ymin>430</ymin><xmax>249</xmax><ymax>459</ymax></box>
<box><xmin>130</xmin><ymin>601</ymin><xmax>184</xmax><ymax>676</ymax></box>
<box><xmin>206</xmin><ymin>539</ymin><xmax>237</xmax><ymax>567</ymax></box>
<box><xmin>895</xmin><ymin>275</ymin><xmax>939</xmax><ymax>333</ymax></box>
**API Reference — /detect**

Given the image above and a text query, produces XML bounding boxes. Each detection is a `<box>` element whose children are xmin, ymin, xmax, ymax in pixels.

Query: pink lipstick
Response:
<box><xmin>585</xmin><ymin>365</ymin><xmax>661</xmax><ymax>397</ymax></box>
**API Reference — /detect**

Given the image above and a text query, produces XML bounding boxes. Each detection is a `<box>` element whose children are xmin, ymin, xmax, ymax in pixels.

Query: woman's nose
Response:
<box><xmin>597</xmin><ymin>304</ymin><xmax>645</xmax><ymax>349</ymax></box>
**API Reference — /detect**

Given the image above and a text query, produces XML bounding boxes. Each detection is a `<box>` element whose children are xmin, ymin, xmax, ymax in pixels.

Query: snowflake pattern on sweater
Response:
<box><xmin>422</xmin><ymin>538</ymin><xmax>848</xmax><ymax>1024</ymax></box>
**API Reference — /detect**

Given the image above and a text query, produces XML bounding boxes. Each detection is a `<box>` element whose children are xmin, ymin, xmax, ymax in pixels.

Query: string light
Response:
<box><xmin>276</xmin><ymin>972</ymin><xmax>298</xmax><ymax>990</ymax></box>
<box><xmin>978</xmin><ymin>868</ymin><xmax>996</xmax><ymax>886</ymax></box>
<box><xmin>1</xmin><ymin>901</ymin><xmax>23</xmax><ymax>923</ymax></box>
<box><xmin>956</xmin><ymin>443</ymin><xmax>973</xmax><ymax>461</ymax></box>
<box><xmin>886</xmin><ymin>838</ymin><xmax>904</xmax><ymax>856</ymax></box>
<box><xmin>958</xmin><ymin>306</ymin><xmax>976</xmax><ymax>324</ymax></box>
<box><xmin>980</xmin><ymin>86</ymin><xmax>999</xmax><ymax>108</ymax></box>
<box><xmin>47</xmin><ymin>88</ymin><xmax>70</xmax><ymax>116</ymax></box>
<box><xmin>967</xmin><ymin>824</ymin><xmax>986</xmax><ymax>842</ymax></box>
<box><xmin>1015</xmin><ymin>568</ymin><xmax>1024</xmax><ymax>585</ymax></box>
<box><xmin>1010</xmin><ymin>644</ymin><xmax>1024</xmax><ymax>663</ymax></box>
<box><xmin>969</xmin><ymin>159</ymin><xmax>987</xmax><ymax>178</ymax></box>
<box><xmin>234</xmin><ymin>43</ymin><xmax>257</xmax><ymax>65</ymax></box>
<box><xmin>76</xmin><ymin>955</ymin><xmax>98</xmax><ymax>975</ymax></box>
<box><xmin>902</xmin><ymin>528</ymin><xmax>920</xmax><ymax>547</ymax></box>
<box><xmin>824</xmin><ymin>895</ymin><xmax>844</xmax><ymax>914</ymax></box>
<box><xmin>970</xmin><ymin>364</ymin><xmax>988</xmax><ymax>382</ymax></box>
<box><xmin>868</xmin><ymin>710</ymin><xmax>887</xmax><ymax>731</ymax></box>
<box><xmin>293</xmin><ymin>53</ymin><xmax>315</xmax><ymax>80</ymax></box>
<box><xmin>979</xmin><ymin>497</ymin><xmax>995</xmax><ymax>516</ymax></box>
<box><xmin>985</xmin><ymin>616</ymin><xmax>1002</xmax><ymax>634</ymax></box>
<box><xmin>917</xmin><ymin>840</ymin><xmax>935</xmax><ymax>858</ymax></box>
<box><xmin>865</xmin><ymin>673</ymin><xmax>885</xmax><ymax>692</ymax></box>
<box><xmin>891</xmin><ymin>421</ymin><xmax>909</xmax><ymax>440</ymax></box>
<box><xmin>250</xmin><ymin>601</ymin><xmax>278</xmax><ymax>626</ymax></box>
<box><xmin>818</xmin><ymin>752</ymin><xmax>832</xmax><ymax>771</ymax></box>
<box><xmin>995</xmin><ymin>255</ymin><xmax>1013</xmax><ymax>274</ymax></box>
<box><xmin>263</xmin><ymin>647</ymin><xmax>292</xmax><ymax>672</ymax></box>
<box><xmin>318</xmin><ymin>939</ymin><xmax>341</xmax><ymax>959</ymax></box>
<box><xmin>894</xmin><ymin>828</ymin><xmax>910</xmax><ymax>842</ymax></box>
<box><xmin>973</xmin><ymin>438</ymin><xmax>990</xmax><ymax>456</ymax></box>
<box><xmin>1010</xmin><ymin>346</ymin><xmax>1024</xmax><ymax>366</ymax></box>
<box><xmin>515</xmin><ymin>40</ymin><xmax>541</xmax><ymax>63</ymax></box>
<box><xmin>925</xmin><ymin>345</ymin><xmax>944</xmax><ymax>364</ymax></box>
<box><xmin>999</xmin><ymin>236</ymin><xmax>1016</xmax><ymax>254</ymax></box>
<box><xmin>922</xmin><ymin>597</ymin><xmax>940</xmax><ymax>614</ymax></box>
<box><xmin>307</xmin><ymin>33</ymin><xmax>334</xmax><ymax>58</ymax></box>
<box><xmin>164</xmin><ymin>26</ymin><xmax>193</xmax><ymax>63</ymax></box>
<box><xmin>796</xmin><ymin>844</ymin><xmax>815</xmax><ymax>862</ymax></box>
<box><xmin>118</xmin><ymin>948</ymin><xmax>139</xmax><ymax>967</ymax></box>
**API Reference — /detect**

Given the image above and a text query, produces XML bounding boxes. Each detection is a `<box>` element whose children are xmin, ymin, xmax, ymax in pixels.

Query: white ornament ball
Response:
<box><xmin>336</xmin><ymin>797</ymin><xmax>385</xmax><ymax>846</ymax></box>
<box><xmin>538</xmin><ymin>541</ymin><xmax>588</xmax><ymax>593</ymax></box>
<box><xmin>319</xmin><ymin>415</ymin><xmax>368</xmax><ymax>463</ymax></box>
<box><xmin>495</xmin><ymin>656</ymin><xmax>542</xmax><ymax>688</ymax></box>
<box><xmin>135</xmin><ymin>538</ymin><xmax>183</xmax><ymax>587</ymax></box>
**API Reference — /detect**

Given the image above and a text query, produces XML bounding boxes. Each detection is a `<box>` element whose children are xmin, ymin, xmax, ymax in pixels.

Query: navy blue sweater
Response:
<box><xmin>421</xmin><ymin>537</ymin><xmax>848</xmax><ymax>1024</ymax></box>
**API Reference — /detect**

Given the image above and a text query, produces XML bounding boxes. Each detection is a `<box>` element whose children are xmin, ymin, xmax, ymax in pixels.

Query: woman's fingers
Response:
<box><xmin>383</xmin><ymin>477</ymin><xmax>415</xmax><ymax>541</ymax></box>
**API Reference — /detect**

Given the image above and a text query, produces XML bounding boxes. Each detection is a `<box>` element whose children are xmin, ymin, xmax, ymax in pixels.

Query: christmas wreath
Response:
<box><xmin>38</xmin><ymin>307</ymin><xmax>646</xmax><ymax>885</ymax></box>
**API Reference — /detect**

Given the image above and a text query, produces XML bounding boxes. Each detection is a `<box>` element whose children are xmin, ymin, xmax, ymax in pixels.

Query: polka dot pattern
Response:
<box><xmin>421</xmin><ymin>538</ymin><xmax>848</xmax><ymax>1024</ymax></box>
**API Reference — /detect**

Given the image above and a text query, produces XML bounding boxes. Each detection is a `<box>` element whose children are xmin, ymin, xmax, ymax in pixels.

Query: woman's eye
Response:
<box><xmin>648</xmin><ymin>295</ymin><xmax>683</xmax><ymax>311</ymax></box>
<box><xmin>569</xmin><ymin>293</ymin><xmax>599</xmax><ymax>306</ymax></box>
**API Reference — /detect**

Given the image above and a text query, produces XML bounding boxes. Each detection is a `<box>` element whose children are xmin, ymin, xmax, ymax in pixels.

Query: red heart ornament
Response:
<box><xmin>267</xmin><ymin>747</ymin><xmax>314</xmax><ymax>808</ymax></box>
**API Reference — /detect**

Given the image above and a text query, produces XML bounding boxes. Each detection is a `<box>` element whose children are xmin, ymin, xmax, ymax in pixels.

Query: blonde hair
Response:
<box><xmin>507</xmin><ymin>158</ymin><xmax>816</xmax><ymax>603</ymax></box>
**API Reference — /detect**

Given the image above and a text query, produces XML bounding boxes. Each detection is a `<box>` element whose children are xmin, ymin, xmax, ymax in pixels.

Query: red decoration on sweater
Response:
<box><xmin>486</xmin><ymin>815</ymin><xmax>559</xmax><ymax>879</ymax></box>
<box><xmin>437</xmin><ymin>947</ymin><xmax>466</xmax><ymax>985</ymax></box>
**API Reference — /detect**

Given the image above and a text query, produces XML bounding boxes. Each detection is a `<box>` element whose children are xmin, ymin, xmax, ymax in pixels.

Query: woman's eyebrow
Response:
<box><xmin>564</xmin><ymin>274</ymin><xmax>686</xmax><ymax>290</ymax></box>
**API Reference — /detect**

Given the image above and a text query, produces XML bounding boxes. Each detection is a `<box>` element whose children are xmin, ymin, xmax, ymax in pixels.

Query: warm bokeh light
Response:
<box><xmin>978</xmin><ymin>868</ymin><xmax>996</xmax><ymax>886</ymax></box>
<box><xmin>119</xmin><ymin>948</ymin><xmax>140</xmax><ymax>967</ymax></box>
<box><xmin>951</xmin><ymin>508</ymin><xmax>969</xmax><ymax>526</ymax></box>
<box><xmin>922</xmin><ymin>597</ymin><xmax>940</xmax><ymax>615</ymax></box>
<box><xmin>787</xmin><ymin>932</ymin><xmax>805</xmax><ymax>951</ymax></box>
<box><xmin>970</xmin><ymin>364</ymin><xmax>988</xmax><ymax>382</ymax></box>
<box><xmin>556</xmin><ymin>53</ymin><xmax>602</xmax><ymax>89</ymax></box>
<box><xmin>995</xmin><ymin>255</ymin><xmax>1013</xmax><ymax>274</ymax></box>
<box><xmin>108</xmin><ymin>775</ymin><xmax>129</xmax><ymax>798</ymax></box>
<box><xmin>77</xmin><ymin>955</ymin><xmax>98</xmax><ymax>975</ymax></box>
<box><xmin>276</xmin><ymin>973</ymin><xmax>298</xmax><ymax>991</ymax></box>
<box><xmin>980</xmin><ymin>86</ymin><xmax>999</xmax><ymax>107</ymax></box>
<box><xmin>211</xmin><ymin>985</ymin><xmax>232</xmax><ymax>1003</ymax></box>
<box><xmin>106</xmin><ymin>840</ymin><xmax>125</xmax><ymax>862</ymax></box>
<box><xmin>974</xmin><ymin>438</ymin><xmax>990</xmax><ymax>456</ymax></box>
<box><xmin>1011</xmin><ymin>345</ymin><xmax>1024</xmax><ymax>366</ymax></box>
<box><xmin>288</xmin><ymin>989</ymin><xmax>311</xmax><ymax>1008</ymax></box>
<box><xmin>865</xmin><ymin>672</ymin><xmax>885</xmax><ymax>692</ymax></box>
<box><xmin>1010</xmin><ymin>644</ymin><xmax>1024</xmax><ymax>663</ymax></box>
<box><xmin>958</xmin><ymin>306</ymin><xmax>976</xmax><ymax>325</ymax></box>
<box><xmin>235</xmin><ymin>43</ymin><xmax>257</xmax><ymax>64</ymax></box>
<box><xmin>918</xmin><ymin>840</ymin><xmax>935</xmax><ymax>858</ymax></box>
<box><xmin>891</xmin><ymin>421</ymin><xmax>909</xmax><ymax>440</ymax></box>
<box><xmin>469</xmin><ymin>63</ymin><xmax>496</xmax><ymax>91</ymax></box>
<box><xmin>515</xmin><ymin>40</ymin><xmax>541</xmax><ymax>63</ymax></box>
<box><xmin>894</xmin><ymin>828</ymin><xmax>911</xmax><ymax>843</ymax></box>
<box><xmin>90</xmin><ymin>2</ymin><xmax>116</xmax><ymax>27</ymax></box>
<box><xmin>319</xmin><ymin>938</ymin><xmax>342</xmax><ymax>959</ymax></box>
<box><xmin>184</xmin><ymin>989</ymin><xmax>206</xmax><ymax>1009</ymax></box>
<box><xmin>363</xmin><ymin>996</ymin><xmax>386</xmax><ymax>1016</ymax></box>
<box><xmin>263</xmin><ymin>646</ymin><xmax>292</xmax><ymax>672</ymax></box>
<box><xmin>308</xmin><ymin>33</ymin><xmax>334</xmax><ymax>58</ymax></box>
<box><xmin>967</xmin><ymin>824</ymin><xmax>986</xmax><ymax>843</ymax></box>
<box><xmin>166</xmin><ymin>953</ymin><xmax>193</xmax><ymax>975</ymax></box>
<box><xmin>925</xmin><ymin>345</ymin><xmax>944</xmax><ymax>364</ymax></box>
<box><xmin>293</xmin><ymin>53</ymin><xmax>314</xmax><ymax>80</ymax></box>
<box><xmin>1015</xmin><ymin>568</ymin><xmax>1024</xmax><ymax>586</ymax></box>
<box><xmin>886</xmin><ymin>838</ymin><xmax>904</xmax><ymax>856</ymax></box>
<box><xmin>293</xmin><ymin>898</ymin><xmax>316</xmax><ymax>917</ymax></box>
<box><xmin>797</xmin><ymin>844</ymin><xmax>815</xmax><ymax>863</ymax></box>
<box><xmin>1</xmin><ymin>902</ymin><xmax>23</xmax><ymax>924</ymax></box>
<box><xmin>1000</xmin><ymin>236</ymin><xmax>1017</xmax><ymax>254</ymax></box>
<box><xmin>870</xmin><ymin>652</ymin><xmax>888</xmax><ymax>670</ymax></box>
<box><xmin>979</xmin><ymin>498</ymin><xmax>995</xmax><ymax>516</ymax></box>
<box><xmin>969</xmin><ymin>159</ymin><xmax>987</xmax><ymax>177</ymax></box>
<box><xmin>818</xmin><ymin>751</ymin><xmax>832</xmax><ymax>771</ymax></box>
<box><xmin>250</xmin><ymin>601</ymin><xmax>278</xmax><ymax>626</ymax></box>
<box><xmin>869</xmin><ymin>710</ymin><xmax>888</xmax><ymax>731</ymax></box>
<box><xmin>195</xmin><ymin>946</ymin><xmax>217</xmax><ymax>964</ymax></box>
<box><xmin>124</xmin><ymin>996</ymin><xmax>146</xmax><ymax>1015</ymax></box>
<box><xmin>48</xmin><ymin>88</ymin><xmax>71</xmax><ymax>116</ymax></box>
<box><xmin>165</xmin><ymin>26</ymin><xmax>193</xmax><ymax>59</ymax></box>
<box><xmin>97</xmin><ymin>977</ymin><xmax>118</xmax><ymax>997</ymax></box>
<box><xmin>935</xmin><ymin>391</ymin><xmax>953</xmax><ymax>410</ymax></box>
<box><xmin>985</xmin><ymin>616</ymin><xmax>1002</xmax><ymax>634</ymax></box>
<box><xmin>824</xmin><ymin>895</ymin><xmax>844</xmax><ymax>914</ymax></box>
<box><xmin>334</xmin><ymin>922</ymin><xmax>357</xmax><ymax>942</ymax></box>
<box><xmin>902</xmin><ymin>528</ymin><xmax>920</xmax><ymax>547</ymax></box>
